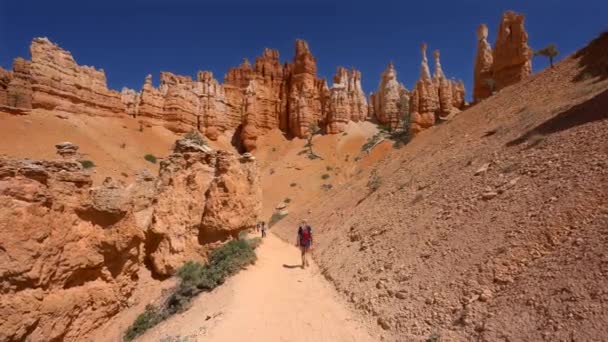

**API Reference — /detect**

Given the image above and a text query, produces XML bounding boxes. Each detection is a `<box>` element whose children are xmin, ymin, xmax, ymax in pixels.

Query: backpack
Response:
<box><xmin>300</xmin><ymin>225</ymin><xmax>312</xmax><ymax>244</ymax></box>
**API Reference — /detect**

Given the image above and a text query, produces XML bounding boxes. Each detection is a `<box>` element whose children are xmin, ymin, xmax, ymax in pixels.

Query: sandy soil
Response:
<box><xmin>254</xmin><ymin>121</ymin><xmax>384</xmax><ymax>220</ymax></box>
<box><xmin>132</xmin><ymin>233</ymin><xmax>379</xmax><ymax>342</ymax></box>
<box><xmin>0</xmin><ymin>109</ymin><xmax>179</xmax><ymax>184</ymax></box>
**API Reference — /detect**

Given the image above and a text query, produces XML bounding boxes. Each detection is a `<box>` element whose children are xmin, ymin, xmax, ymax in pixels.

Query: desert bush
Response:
<box><xmin>125</xmin><ymin>238</ymin><xmax>259</xmax><ymax>341</ymax></box>
<box><xmin>321</xmin><ymin>183</ymin><xmax>333</xmax><ymax>190</ymax></box>
<box><xmin>290</xmin><ymin>182</ymin><xmax>297</xmax><ymax>187</ymax></box>
<box><xmin>326</xmin><ymin>166</ymin><xmax>333</xmax><ymax>171</ymax></box>
<box><xmin>79</xmin><ymin>160</ymin><xmax>95</xmax><ymax>169</ymax></box>
<box><xmin>184</xmin><ymin>129</ymin><xmax>206</xmax><ymax>146</ymax></box>
<box><xmin>321</xmin><ymin>173</ymin><xmax>330</xmax><ymax>180</ymax></box>
<box><xmin>124</xmin><ymin>305</ymin><xmax>166</xmax><ymax>341</ymax></box>
<box><xmin>144</xmin><ymin>154</ymin><xmax>157</xmax><ymax>164</ymax></box>
<box><xmin>361</xmin><ymin>133</ymin><xmax>382</xmax><ymax>153</ymax></box>
<box><xmin>284</xmin><ymin>197</ymin><xmax>292</xmax><ymax>203</ymax></box>
<box><xmin>269</xmin><ymin>211</ymin><xmax>288</xmax><ymax>227</ymax></box>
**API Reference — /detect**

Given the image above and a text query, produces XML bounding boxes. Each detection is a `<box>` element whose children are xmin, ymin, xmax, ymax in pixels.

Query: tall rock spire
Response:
<box><xmin>420</xmin><ymin>43</ymin><xmax>431</xmax><ymax>80</ymax></box>
<box><xmin>492</xmin><ymin>11</ymin><xmax>532</xmax><ymax>91</ymax></box>
<box><xmin>433</xmin><ymin>50</ymin><xmax>445</xmax><ymax>80</ymax></box>
<box><xmin>473</xmin><ymin>24</ymin><xmax>494</xmax><ymax>102</ymax></box>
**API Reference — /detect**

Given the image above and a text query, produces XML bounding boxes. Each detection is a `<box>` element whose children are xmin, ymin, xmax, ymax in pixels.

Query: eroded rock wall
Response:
<box><xmin>0</xmin><ymin>138</ymin><xmax>261</xmax><ymax>341</ymax></box>
<box><xmin>0</xmin><ymin>66</ymin><xmax>13</xmax><ymax>106</ymax></box>
<box><xmin>28</xmin><ymin>38</ymin><xmax>123</xmax><ymax>115</ymax></box>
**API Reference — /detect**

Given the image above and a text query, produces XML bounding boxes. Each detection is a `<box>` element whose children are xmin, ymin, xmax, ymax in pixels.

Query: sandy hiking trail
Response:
<box><xmin>137</xmin><ymin>233</ymin><xmax>377</xmax><ymax>342</ymax></box>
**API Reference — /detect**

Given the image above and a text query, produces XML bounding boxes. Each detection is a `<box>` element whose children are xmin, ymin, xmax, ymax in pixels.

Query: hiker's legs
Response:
<box><xmin>301</xmin><ymin>247</ymin><xmax>306</xmax><ymax>268</ymax></box>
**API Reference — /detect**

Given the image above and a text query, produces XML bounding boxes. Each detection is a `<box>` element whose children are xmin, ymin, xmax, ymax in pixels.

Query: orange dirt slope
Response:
<box><xmin>273</xmin><ymin>32</ymin><xmax>608</xmax><ymax>341</ymax></box>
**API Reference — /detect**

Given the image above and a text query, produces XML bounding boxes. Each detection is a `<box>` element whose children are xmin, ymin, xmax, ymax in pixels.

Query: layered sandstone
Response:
<box><xmin>492</xmin><ymin>11</ymin><xmax>532</xmax><ymax>90</ymax></box>
<box><xmin>410</xmin><ymin>43</ymin><xmax>466</xmax><ymax>133</ymax></box>
<box><xmin>7</xmin><ymin>58</ymin><xmax>33</xmax><ymax>109</ymax></box>
<box><xmin>473</xmin><ymin>24</ymin><xmax>494</xmax><ymax>102</ymax></box>
<box><xmin>145</xmin><ymin>138</ymin><xmax>261</xmax><ymax>277</ymax></box>
<box><xmin>0</xmin><ymin>137</ymin><xmax>261</xmax><ymax>340</ymax></box>
<box><xmin>0</xmin><ymin>158</ymin><xmax>146</xmax><ymax>342</ymax></box>
<box><xmin>284</xmin><ymin>40</ymin><xmax>329</xmax><ymax>137</ymax></box>
<box><xmin>326</xmin><ymin>67</ymin><xmax>368</xmax><ymax>134</ymax></box>
<box><xmin>473</xmin><ymin>11</ymin><xmax>532</xmax><ymax>102</ymax></box>
<box><xmin>2</xmin><ymin>37</ymin><xmax>370</xmax><ymax>147</ymax></box>
<box><xmin>371</xmin><ymin>63</ymin><xmax>409</xmax><ymax>130</ymax></box>
<box><xmin>28</xmin><ymin>38</ymin><xmax>123</xmax><ymax>115</ymax></box>
<box><xmin>410</xmin><ymin>43</ymin><xmax>439</xmax><ymax>133</ymax></box>
<box><xmin>0</xmin><ymin>66</ymin><xmax>12</xmax><ymax>106</ymax></box>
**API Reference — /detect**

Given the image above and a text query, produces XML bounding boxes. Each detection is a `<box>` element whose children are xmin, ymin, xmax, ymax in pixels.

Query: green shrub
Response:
<box><xmin>361</xmin><ymin>133</ymin><xmax>382</xmax><ymax>153</ymax></box>
<box><xmin>123</xmin><ymin>305</ymin><xmax>165</xmax><ymax>341</ymax></box>
<box><xmin>125</xmin><ymin>238</ymin><xmax>259</xmax><ymax>341</ymax></box>
<box><xmin>79</xmin><ymin>160</ymin><xmax>95</xmax><ymax>169</ymax></box>
<box><xmin>321</xmin><ymin>174</ymin><xmax>330</xmax><ymax>180</ymax></box>
<box><xmin>184</xmin><ymin>129</ymin><xmax>206</xmax><ymax>146</ymax></box>
<box><xmin>269</xmin><ymin>211</ymin><xmax>288</xmax><ymax>228</ymax></box>
<box><xmin>144</xmin><ymin>154</ymin><xmax>157</xmax><ymax>164</ymax></box>
<box><xmin>176</xmin><ymin>261</ymin><xmax>205</xmax><ymax>286</ymax></box>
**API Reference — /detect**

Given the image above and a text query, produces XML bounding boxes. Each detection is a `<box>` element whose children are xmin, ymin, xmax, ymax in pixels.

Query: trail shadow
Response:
<box><xmin>573</xmin><ymin>31</ymin><xmax>608</xmax><ymax>83</ymax></box>
<box><xmin>506</xmin><ymin>88</ymin><xmax>608</xmax><ymax>147</ymax></box>
<box><xmin>282</xmin><ymin>264</ymin><xmax>303</xmax><ymax>269</ymax></box>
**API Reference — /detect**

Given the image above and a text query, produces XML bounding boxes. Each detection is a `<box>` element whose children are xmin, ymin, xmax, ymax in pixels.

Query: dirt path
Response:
<box><xmin>137</xmin><ymin>233</ymin><xmax>377</xmax><ymax>342</ymax></box>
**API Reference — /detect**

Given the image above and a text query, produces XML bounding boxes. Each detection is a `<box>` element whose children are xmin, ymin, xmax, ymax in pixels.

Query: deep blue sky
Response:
<box><xmin>1</xmin><ymin>0</ymin><xmax>607</xmax><ymax>100</ymax></box>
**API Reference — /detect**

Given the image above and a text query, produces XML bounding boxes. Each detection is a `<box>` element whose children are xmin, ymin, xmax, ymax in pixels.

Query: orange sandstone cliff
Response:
<box><xmin>0</xmin><ymin>138</ymin><xmax>261</xmax><ymax>341</ymax></box>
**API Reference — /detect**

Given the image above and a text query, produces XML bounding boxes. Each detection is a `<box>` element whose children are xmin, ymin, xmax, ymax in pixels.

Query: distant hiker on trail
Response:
<box><xmin>261</xmin><ymin>221</ymin><xmax>267</xmax><ymax>238</ymax></box>
<box><xmin>296</xmin><ymin>220</ymin><xmax>313</xmax><ymax>268</ymax></box>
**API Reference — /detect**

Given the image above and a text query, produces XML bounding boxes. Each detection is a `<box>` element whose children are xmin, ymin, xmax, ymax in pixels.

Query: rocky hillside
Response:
<box><xmin>0</xmin><ymin>138</ymin><xmax>261</xmax><ymax>341</ymax></box>
<box><xmin>274</xmin><ymin>32</ymin><xmax>608</xmax><ymax>341</ymax></box>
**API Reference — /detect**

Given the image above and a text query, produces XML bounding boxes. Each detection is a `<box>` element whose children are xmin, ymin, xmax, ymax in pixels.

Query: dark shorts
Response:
<box><xmin>300</xmin><ymin>241</ymin><xmax>311</xmax><ymax>250</ymax></box>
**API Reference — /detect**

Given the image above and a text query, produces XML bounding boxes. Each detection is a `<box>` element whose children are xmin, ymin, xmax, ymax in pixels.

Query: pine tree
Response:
<box><xmin>534</xmin><ymin>44</ymin><xmax>559</xmax><ymax>68</ymax></box>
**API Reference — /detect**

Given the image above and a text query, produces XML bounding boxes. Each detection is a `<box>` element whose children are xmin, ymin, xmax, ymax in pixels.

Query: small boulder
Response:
<box><xmin>474</xmin><ymin>163</ymin><xmax>490</xmax><ymax>176</ymax></box>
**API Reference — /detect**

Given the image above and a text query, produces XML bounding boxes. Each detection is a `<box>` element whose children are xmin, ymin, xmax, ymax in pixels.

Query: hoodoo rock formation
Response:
<box><xmin>410</xmin><ymin>43</ymin><xmax>466</xmax><ymax>133</ymax></box>
<box><xmin>371</xmin><ymin>63</ymin><xmax>409</xmax><ymax>130</ymax></box>
<box><xmin>473</xmin><ymin>24</ymin><xmax>495</xmax><ymax>102</ymax></box>
<box><xmin>326</xmin><ymin>67</ymin><xmax>368</xmax><ymax>134</ymax></box>
<box><xmin>0</xmin><ymin>137</ymin><xmax>261</xmax><ymax>341</ymax></box>
<box><xmin>493</xmin><ymin>11</ymin><xmax>533</xmax><ymax>90</ymax></box>
<box><xmin>473</xmin><ymin>11</ymin><xmax>532</xmax><ymax>102</ymax></box>
<box><xmin>2</xmin><ymin>38</ymin><xmax>370</xmax><ymax>150</ymax></box>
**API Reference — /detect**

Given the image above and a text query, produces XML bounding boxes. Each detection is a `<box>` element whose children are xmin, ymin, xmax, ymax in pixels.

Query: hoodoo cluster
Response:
<box><xmin>0</xmin><ymin>11</ymin><xmax>533</xmax><ymax>147</ymax></box>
